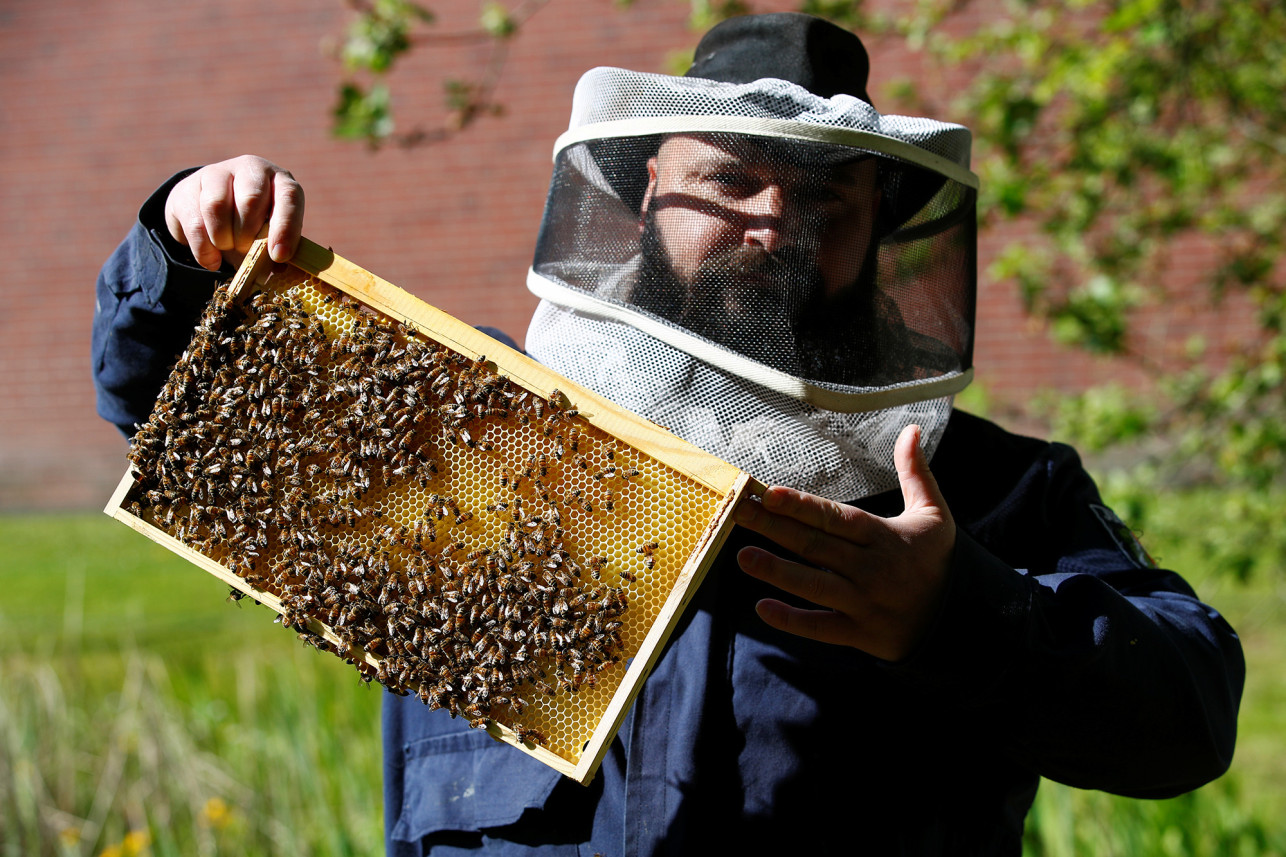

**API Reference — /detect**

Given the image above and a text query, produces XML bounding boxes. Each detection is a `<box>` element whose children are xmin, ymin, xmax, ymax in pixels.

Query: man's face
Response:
<box><xmin>633</xmin><ymin>134</ymin><xmax>883</xmax><ymax>376</ymax></box>
<box><xmin>640</xmin><ymin>134</ymin><xmax>881</xmax><ymax>300</ymax></box>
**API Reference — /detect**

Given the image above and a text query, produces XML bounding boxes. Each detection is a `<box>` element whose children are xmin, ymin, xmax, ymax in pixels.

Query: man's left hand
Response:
<box><xmin>733</xmin><ymin>424</ymin><xmax>955</xmax><ymax>662</ymax></box>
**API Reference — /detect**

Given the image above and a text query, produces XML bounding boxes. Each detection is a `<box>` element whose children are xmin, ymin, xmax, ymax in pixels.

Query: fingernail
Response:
<box><xmin>759</xmin><ymin>486</ymin><xmax>787</xmax><ymax>510</ymax></box>
<box><xmin>734</xmin><ymin>499</ymin><xmax>758</xmax><ymax>524</ymax></box>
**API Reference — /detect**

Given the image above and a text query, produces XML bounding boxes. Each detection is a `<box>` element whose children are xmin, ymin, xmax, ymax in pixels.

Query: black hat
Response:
<box><xmin>685</xmin><ymin>13</ymin><xmax>873</xmax><ymax>105</ymax></box>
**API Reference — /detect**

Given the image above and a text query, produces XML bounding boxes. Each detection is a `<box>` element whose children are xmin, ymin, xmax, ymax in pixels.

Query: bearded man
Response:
<box><xmin>94</xmin><ymin>13</ymin><xmax>1243</xmax><ymax>856</ymax></box>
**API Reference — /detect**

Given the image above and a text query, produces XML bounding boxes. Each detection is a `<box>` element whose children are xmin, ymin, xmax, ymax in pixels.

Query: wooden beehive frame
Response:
<box><xmin>105</xmin><ymin>236</ymin><xmax>761</xmax><ymax>783</ymax></box>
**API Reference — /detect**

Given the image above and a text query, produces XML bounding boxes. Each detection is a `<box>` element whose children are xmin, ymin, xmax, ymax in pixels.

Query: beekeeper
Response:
<box><xmin>94</xmin><ymin>13</ymin><xmax>1243</xmax><ymax>856</ymax></box>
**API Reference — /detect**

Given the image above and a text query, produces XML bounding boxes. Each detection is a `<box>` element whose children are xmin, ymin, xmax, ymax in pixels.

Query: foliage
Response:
<box><xmin>329</xmin><ymin>0</ymin><xmax>543</xmax><ymax>146</ymax></box>
<box><xmin>686</xmin><ymin>0</ymin><xmax>752</xmax><ymax>31</ymax></box>
<box><xmin>1025</xmin><ymin>779</ymin><xmax>1286</xmax><ymax>857</ymax></box>
<box><xmin>0</xmin><ymin>514</ymin><xmax>384</xmax><ymax>857</ymax></box>
<box><xmin>337</xmin><ymin>0</ymin><xmax>435</xmax><ymax>73</ymax></box>
<box><xmin>332</xmin><ymin>81</ymin><xmax>394</xmax><ymax>142</ymax></box>
<box><xmin>328</xmin><ymin>0</ymin><xmax>747</xmax><ymax>144</ymax></box>
<box><xmin>868</xmin><ymin>0</ymin><xmax>1286</xmax><ymax>579</ymax></box>
<box><xmin>0</xmin><ymin>645</ymin><xmax>384</xmax><ymax>857</ymax></box>
<box><xmin>767</xmin><ymin>0</ymin><xmax>1286</xmax><ymax>578</ymax></box>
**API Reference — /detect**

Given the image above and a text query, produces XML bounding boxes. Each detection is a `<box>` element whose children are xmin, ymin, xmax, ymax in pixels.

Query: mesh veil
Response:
<box><xmin>526</xmin><ymin>68</ymin><xmax>978</xmax><ymax>500</ymax></box>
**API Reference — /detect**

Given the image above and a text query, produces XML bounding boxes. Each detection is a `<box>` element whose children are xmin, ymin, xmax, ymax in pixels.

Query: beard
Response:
<box><xmin>632</xmin><ymin>210</ymin><xmax>897</xmax><ymax>385</ymax></box>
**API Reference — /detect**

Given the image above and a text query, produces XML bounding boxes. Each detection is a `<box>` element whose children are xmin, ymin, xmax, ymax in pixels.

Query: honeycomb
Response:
<box><xmin>119</xmin><ymin>265</ymin><xmax>728</xmax><ymax>769</ymax></box>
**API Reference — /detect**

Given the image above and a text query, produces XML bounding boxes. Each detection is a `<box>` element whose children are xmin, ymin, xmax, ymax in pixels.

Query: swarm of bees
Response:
<box><xmin>124</xmin><ymin>281</ymin><xmax>659</xmax><ymax>743</ymax></box>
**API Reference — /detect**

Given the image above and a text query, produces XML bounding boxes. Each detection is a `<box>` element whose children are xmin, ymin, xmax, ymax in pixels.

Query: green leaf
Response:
<box><xmin>1049</xmin><ymin>276</ymin><xmax>1135</xmax><ymax>354</ymax></box>
<box><xmin>688</xmin><ymin>0</ymin><xmax>750</xmax><ymax>32</ymax></box>
<box><xmin>1042</xmin><ymin>384</ymin><xmax>1156</xmax><ymax>452</ymax></box>
<box><xmin>331</xmin><ymin>82</ymin><xmax>394</xmax><ymax>143</ymax></box>
<box><xmin>480</xmin><ymin>2</ymin><xmax>517</xmax><ymax>38</ymax></box>
<box><xmin>340</xmin><ymin>0</ymin><xmax>434</xmax><ymax>73</ymax></box>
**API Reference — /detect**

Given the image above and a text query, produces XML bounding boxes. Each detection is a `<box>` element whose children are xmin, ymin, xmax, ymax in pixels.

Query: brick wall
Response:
<box><xmin>0</xmin><ymin>0</ymin><xmax>1250</xmax><ymax>510</ymax></box>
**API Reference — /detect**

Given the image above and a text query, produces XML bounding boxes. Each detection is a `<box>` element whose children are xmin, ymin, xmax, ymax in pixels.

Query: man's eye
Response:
<box><xmin>704</xmin><ymin>171</ymin><xmax>756</xmax><ymax>194</ymax></box>
<box><xmin>797</xmin><ymin>181</ymin><xmax>845</xmax><ymax>204</ymax></box>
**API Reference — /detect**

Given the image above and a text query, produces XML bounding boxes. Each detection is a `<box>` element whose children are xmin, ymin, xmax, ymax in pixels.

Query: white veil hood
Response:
<box><xmin>526</xmin><ymin>68</ymin><xmax>977</xmax><ymax>500</ymax></box>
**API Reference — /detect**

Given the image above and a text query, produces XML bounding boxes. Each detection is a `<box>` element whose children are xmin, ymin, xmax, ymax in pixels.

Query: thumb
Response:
<box><xmin>895</xmin><ymin>424</ymin><xmax>947</xmax><ymax>516</ymax></box>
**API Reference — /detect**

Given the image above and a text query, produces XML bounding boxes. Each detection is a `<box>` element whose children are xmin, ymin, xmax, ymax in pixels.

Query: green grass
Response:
<box><xmin>1</xmin><ymin>513</ymin><xmax>384</xmax><ymax>857</ymax></box>
<box><xmin>2</xmin><ymin>507</ymin><xmax>1284</xmax><ymax>855</ymax></box>
<box><xmin>1</xmin><ymin>514</ymin><xmax>281</xmax><ymax>656</ymax></box>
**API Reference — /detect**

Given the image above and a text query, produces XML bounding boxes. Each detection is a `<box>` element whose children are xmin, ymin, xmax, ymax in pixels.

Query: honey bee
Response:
<box><xmin>533</xmin><ymin>480</ymin><xmax>553</xmax><ymax>504</ymax></box>
<box><xmin>636</xmin><ymin>540</ymin><xmax>659</xmax><ymax>570</ymax></box>
<box><xmin>586</xmin><ymin>556</ymin><xmax>609</xmax><ymax>581</ymax></box>
<box><xmin>513</xmin><ymin>726</ymin><xmax>546</xmax><ymax>747</ymax></box>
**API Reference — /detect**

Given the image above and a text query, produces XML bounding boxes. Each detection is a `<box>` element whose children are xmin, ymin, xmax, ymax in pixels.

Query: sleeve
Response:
<box><xmin>882</xmin><ymin>440</ymin><xmax>1245</xmax><ymax>799</ymax></box>
<box><xmin>92</xmin><ymin>169</ymin><xmax>233</xmax><ymax>436</ymax></box>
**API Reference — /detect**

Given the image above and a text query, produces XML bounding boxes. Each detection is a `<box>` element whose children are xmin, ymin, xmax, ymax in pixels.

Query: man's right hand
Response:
<box><xmin>164</xmin><ymin>155</ymin><xmax>305</xmax><ymax>271</ymax></box>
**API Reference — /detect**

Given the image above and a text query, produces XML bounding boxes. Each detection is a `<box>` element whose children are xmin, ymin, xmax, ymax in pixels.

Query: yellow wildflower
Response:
<box><xmin>200</xmin><ymin>796</ymin><xmax>233</xmax><ymax>830</ymax></box>
<box><xmin>122</xmin><ymin>829</ymin><xmax>151</xmax><ymax>855</ymax></box>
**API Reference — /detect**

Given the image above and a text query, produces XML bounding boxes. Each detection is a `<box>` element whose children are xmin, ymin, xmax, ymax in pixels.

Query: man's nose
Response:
<box><xmin>740</xmin><ymin>183</ymin><xmax>795</xmax><ymax>254</ymax></box>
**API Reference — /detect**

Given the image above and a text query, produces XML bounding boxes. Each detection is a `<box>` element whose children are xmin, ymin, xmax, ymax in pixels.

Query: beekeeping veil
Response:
<box><xmin>525</xmin><ymin>13</ymin><xmax>978</xmax><ymax>501</ymax></box>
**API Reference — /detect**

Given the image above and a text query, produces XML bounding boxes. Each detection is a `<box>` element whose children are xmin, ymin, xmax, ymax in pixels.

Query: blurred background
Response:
<box><xmin>2</xmin><ymin>0</ymin><xmax>1283</xmax><ymax>854</ymax></box>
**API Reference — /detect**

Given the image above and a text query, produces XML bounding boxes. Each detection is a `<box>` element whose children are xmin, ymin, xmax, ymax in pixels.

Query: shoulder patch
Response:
<box><xmin>1089</xmin><ymin>503</ymin><xmax>1156</xmax><ymax>568</ymax></box>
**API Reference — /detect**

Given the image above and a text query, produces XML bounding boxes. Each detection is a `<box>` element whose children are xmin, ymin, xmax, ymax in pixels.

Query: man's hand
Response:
<box><xmin>733</xmin><ymin>424</ymin><xmax>955</xmax><ymax>662</ymax></box>
<box><xmin>164</xmin><ymin>155</ymin><xmax>304</xmax><ymax>271</ymax></box>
